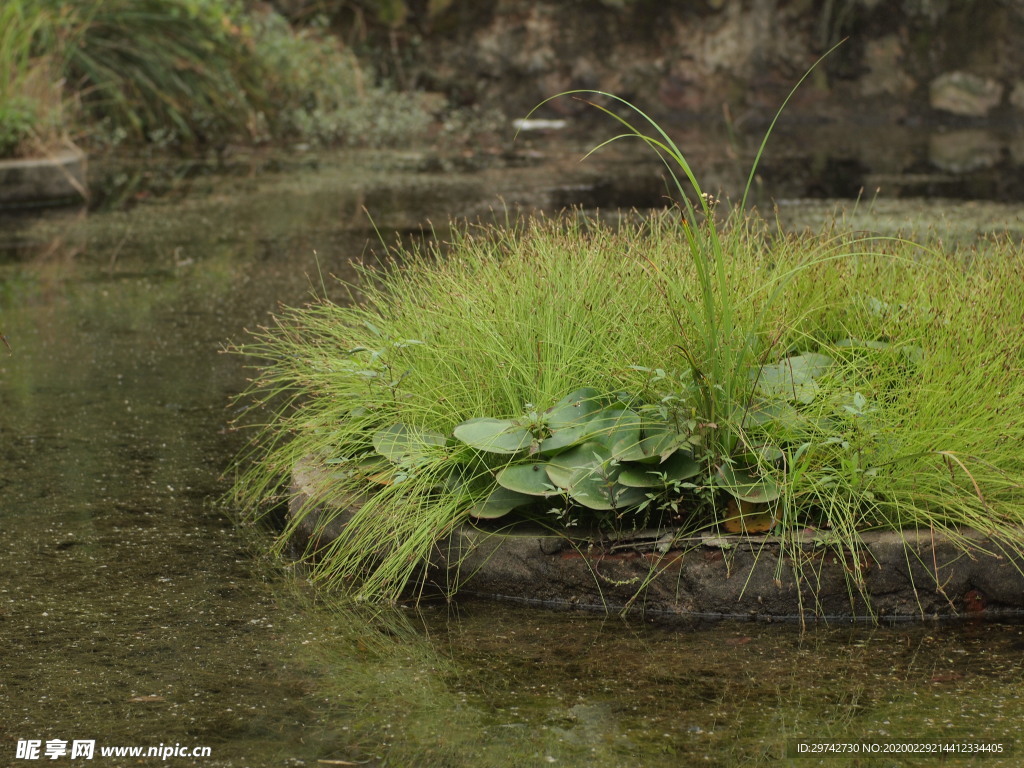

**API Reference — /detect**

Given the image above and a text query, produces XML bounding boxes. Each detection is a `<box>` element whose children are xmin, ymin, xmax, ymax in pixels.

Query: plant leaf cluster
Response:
<box><xmin>229</xmin><ymin>202</ymin><xmax>1024</xmax><ymax>605</ymax></box>
<box><xmin>231</xmin><ymin>60</ymin><xmax>1024</xmax><ymax>606</ymax></box>
<box><xmin>2</xmin><ymin>0</ymin><xmax>433</xmax><ymax>156</ymax></box>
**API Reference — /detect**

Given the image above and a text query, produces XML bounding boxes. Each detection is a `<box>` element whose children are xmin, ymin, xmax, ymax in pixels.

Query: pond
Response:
<box><xmin>1</xmin><ymin>134</ymin><xmax>1023</xmax><ymax>767</ymax></box>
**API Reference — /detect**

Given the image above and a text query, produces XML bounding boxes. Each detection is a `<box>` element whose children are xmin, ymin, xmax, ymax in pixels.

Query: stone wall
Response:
<box><xmin>380</xmin><ymin>0</ymin><xmax>1024</xmax><ymax>127</ymax></box>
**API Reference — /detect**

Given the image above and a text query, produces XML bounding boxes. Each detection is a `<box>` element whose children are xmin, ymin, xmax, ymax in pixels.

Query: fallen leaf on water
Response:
<box><xmin>721</xmin><ymin>497</ymin><xmax>776</xmax><ymax>534</ymax></box>
<box><xmin>724</xmin><ymin>636</ymin><xmax>752</xmax><ymax>646</ymax></box>
<box><xmin>963</xmin><ymin>589</ymin><xmax>988</xmax><ymax>614</ymax></box>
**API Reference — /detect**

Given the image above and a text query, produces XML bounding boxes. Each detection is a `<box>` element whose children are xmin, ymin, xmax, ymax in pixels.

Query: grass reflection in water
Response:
<box><xmin>294</xmin><ymin>593</ymin><xmax>1024</xmax><ymax>767</ymax></box>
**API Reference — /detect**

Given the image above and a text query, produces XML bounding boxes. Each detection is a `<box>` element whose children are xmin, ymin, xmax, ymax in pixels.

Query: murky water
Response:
<box><xmin>2</xmin><ymin>142</ymin><xmax>1024</xmax><ymax>767</ymax></box>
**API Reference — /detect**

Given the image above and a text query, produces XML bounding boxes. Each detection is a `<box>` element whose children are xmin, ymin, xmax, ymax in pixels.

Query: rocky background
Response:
<box><xmin>291</xmin><ymin>0</ymin><xmax>1024</xmax><ymax>128</ymax></box>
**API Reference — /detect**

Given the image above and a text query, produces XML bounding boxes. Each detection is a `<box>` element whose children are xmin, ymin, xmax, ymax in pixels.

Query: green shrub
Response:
<box><xmin>0</xmin><ymin>100</ymin><xmax>37</xmax><ymax>156</ymax></box>
<box><xmin>0</xmin><ymin>0</ymin><xmax>431</xmax><ymax>152</ymax></box>
<box><xmin>0</xmin><ymin>0</ymin><xmax>58</xmax><ymax>157</ymax></box>
<box><xmin>39</xmin><ymin>0</ymin><xmax>270</xmax><ymax>147</ymax></box>
<box><xmin>251</xmin><ymin>10</ymin><xmax>431</xmax><ymax>147</ymax></box>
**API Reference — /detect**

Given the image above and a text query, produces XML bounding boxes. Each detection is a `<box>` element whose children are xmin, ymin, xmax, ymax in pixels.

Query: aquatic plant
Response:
<box><xmin>230</xmin><ymin>55</ymin><xmax>1024</xmax><ymax>609</ymax></box>
<box><xmin>229</xmin><ymin>199</ymin><xmax>1024</xmax><ymax>606</ymax></box>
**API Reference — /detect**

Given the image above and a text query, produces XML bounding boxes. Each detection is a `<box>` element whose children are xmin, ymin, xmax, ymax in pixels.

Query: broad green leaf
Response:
<box><xmin>540</xmin><ymin>387</ymin><xmax>606</xmax><ymax>454</ymax></box>
<box><xmin>738</xmin><ymin>443</ymin><xmax>784</xmax><ymax>467</ymax></box>
<box><xmin>636</xmin><ymin>416</ymin><xmax>691</xmax><ymax>461</ymax></box>
<box><xmin>755</xmin><ymin>352</ymin><xmax>833</xmax><ymax>404</ymax></box>
<box><xmin>567</xmin><ymin>467</ymin><xmax>648</xmax><ymax>510</ymax></box>
<box><xmin>468</xmin><ymin>485</ymin><xmax>535</xmax><ymax>519</ymax></box>
<box><xmin>716</xmin><ymin>463</ymin><xmax>781</xmax><ymax>503</ymax></box>
<box><xmin>586</xmin><ymin>405</ymin><xmax>644</xmax><ymax>459</ymax></box>
<box><xmin>741</xmin><ymin>397</ymin><xmax>799</xmax><ymax>427</ymax></box>
<box><xmin>745</xmin><ymin>397</ymin><xmax>828</xmax><ymax>442</ymax></box>
<box><xmin>618</xmin><ymin>451</ymin><xmax>702</xmax><ymax>488</ymax></box>
<box><xmin>454</xmin><ymin>417</ymin><xmax>533</xmax><ymax>454</ymax></box>
<box><xmin>357</xmin><ymin>454</ymin><xmax>390</xmax><ymax>472</ymax></box>
<box><xmin>545</xmin><ymin>437</ymin><xmax>650</xmax><ymax>510</ymax></box>
<box><xmin>544</xmin><ymin>441</ymin><xmax>611</xmax><ymax>489</ymax></box>
<box><xmin>618</xmin><ymin>465</ymin><xmax>667</xmax><ymax>488</ymax></box>
<box><xmin>545</xmin><ymin>387</ymin><xmax>606</xmax><ymax>428</ymax></box>
<box><xmin>495</xmin><ymin>462</ymin><xmax>557</xmax><ymax>496</ymax></box>
<box><xmin>538</xmin><ymin>427</ymin><xmax>591</xmax><ymax>456</ymax></box>
<box><xmin>899</xmin><ymin>344</ymin><xmax>924</xmax><ymax>364</ymax></box>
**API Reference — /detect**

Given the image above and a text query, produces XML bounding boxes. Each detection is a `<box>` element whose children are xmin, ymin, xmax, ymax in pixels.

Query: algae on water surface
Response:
<box><xmin>2</xmin><ymin>147</ymin><xmax>1024</xmax><ymax>766</ymax></box>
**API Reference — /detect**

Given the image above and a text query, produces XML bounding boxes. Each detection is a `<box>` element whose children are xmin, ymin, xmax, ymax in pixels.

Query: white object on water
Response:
<box><xmin>512</xmin><ymin>118</ymin><xmax>568</xmax><ymax>131</ymax></box>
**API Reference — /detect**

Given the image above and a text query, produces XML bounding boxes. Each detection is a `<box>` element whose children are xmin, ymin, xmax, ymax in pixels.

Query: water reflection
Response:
<box><xmin>295</xmin><ymin>595</ymin><xmax>1024</xmax><ymax>767</ymax></box>
<box><xmin>757</xmin><ymin>124</ymin><xmax>1024</xmax><ymax>202</ymax></box>
<box><xmin>1</xmin><ymin>145</ymin><xmax>1023</xmax><ymax>767</ymax></box>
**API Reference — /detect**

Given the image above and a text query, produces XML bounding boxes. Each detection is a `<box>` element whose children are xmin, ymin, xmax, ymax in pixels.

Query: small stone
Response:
<box><xmin>860</xmin><ymin>35</ymin><xmax>915</xmax><ymax>97</ymax></box>
<box><xmin>929</xmin><ymin>129</ymin><xmax>1001</xmax><ymax>173</ymax></box>
<box><xmin>1010</xmin><ymin>81</ymin><xmax>1024</xmax><ymax>111</ymax></box>
<box><xmin>539</xmin><ymin>537</ymin><xmax>565</xmax><ymax>555</ymax></box>
<box><xmin>929</xmin><ymin>71</ymin><xmax>1003</xmax><ymax>117</ymax></box>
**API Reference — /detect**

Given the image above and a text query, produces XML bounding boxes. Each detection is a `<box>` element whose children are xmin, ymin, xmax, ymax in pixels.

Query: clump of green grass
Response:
<box><xmin>0</xmin><ymin>1</ymin><xmax>40</xmax><ymax>156</ymax></box>
<box><xmin>0</xmin><ymin>0</ymin><xmax>66</xmax><ymax>157</ymax></box>
<box><xmin>231</xmin><ymin>214</ymin><xmax>687</xmax><ymax>598</ymax></box>
<box><xmin>229</xmin><ymin>207</ymin><xmax>1024</xmax><ymax>604</ymax></box>
<box><xmin>231</xmin><ymin>60</ymin><xmax>1024</xmax><ymax>608</ymax></box>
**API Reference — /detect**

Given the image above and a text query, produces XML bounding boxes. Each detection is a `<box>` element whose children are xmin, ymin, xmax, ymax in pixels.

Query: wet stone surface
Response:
<box><xmin>289</xmin><ymin>469</ymin><xmax>1024</xmax><ymax>622</ymax></box>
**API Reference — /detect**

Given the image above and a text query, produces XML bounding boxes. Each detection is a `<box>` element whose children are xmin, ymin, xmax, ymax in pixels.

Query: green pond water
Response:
<box><xmin>2</xmin><ymin>145</ymin><xmax>1024</xmax><ymax>767</ymax></box>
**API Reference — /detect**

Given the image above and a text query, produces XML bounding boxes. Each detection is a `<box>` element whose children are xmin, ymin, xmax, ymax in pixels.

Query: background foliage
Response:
<box><xmin>0</xmin><ymin>0</ymin><xmax>433</xmax><ymax>156</ymax></box>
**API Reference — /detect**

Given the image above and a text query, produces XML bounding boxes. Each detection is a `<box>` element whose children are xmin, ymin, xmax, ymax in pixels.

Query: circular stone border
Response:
<box><xmin>0</xmin><ymin>147</ymin><xmax>87</xmax><ymax>209</ymax></box>
<box><xmin>289</xmin><ymin>460</ymin><xmax>1024</xmax><ymax>621</ymax></box>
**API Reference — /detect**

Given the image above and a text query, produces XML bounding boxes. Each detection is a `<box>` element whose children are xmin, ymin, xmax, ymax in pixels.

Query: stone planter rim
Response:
<box><xmin>288</xmin><ymin>459</ymin><xmax>1024</xmax><ymax>621</ymax></box>
<box><xmin>0</xmin><ymin>144</ymin><xmax>88</xmax><ymax>210</ymax></box>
